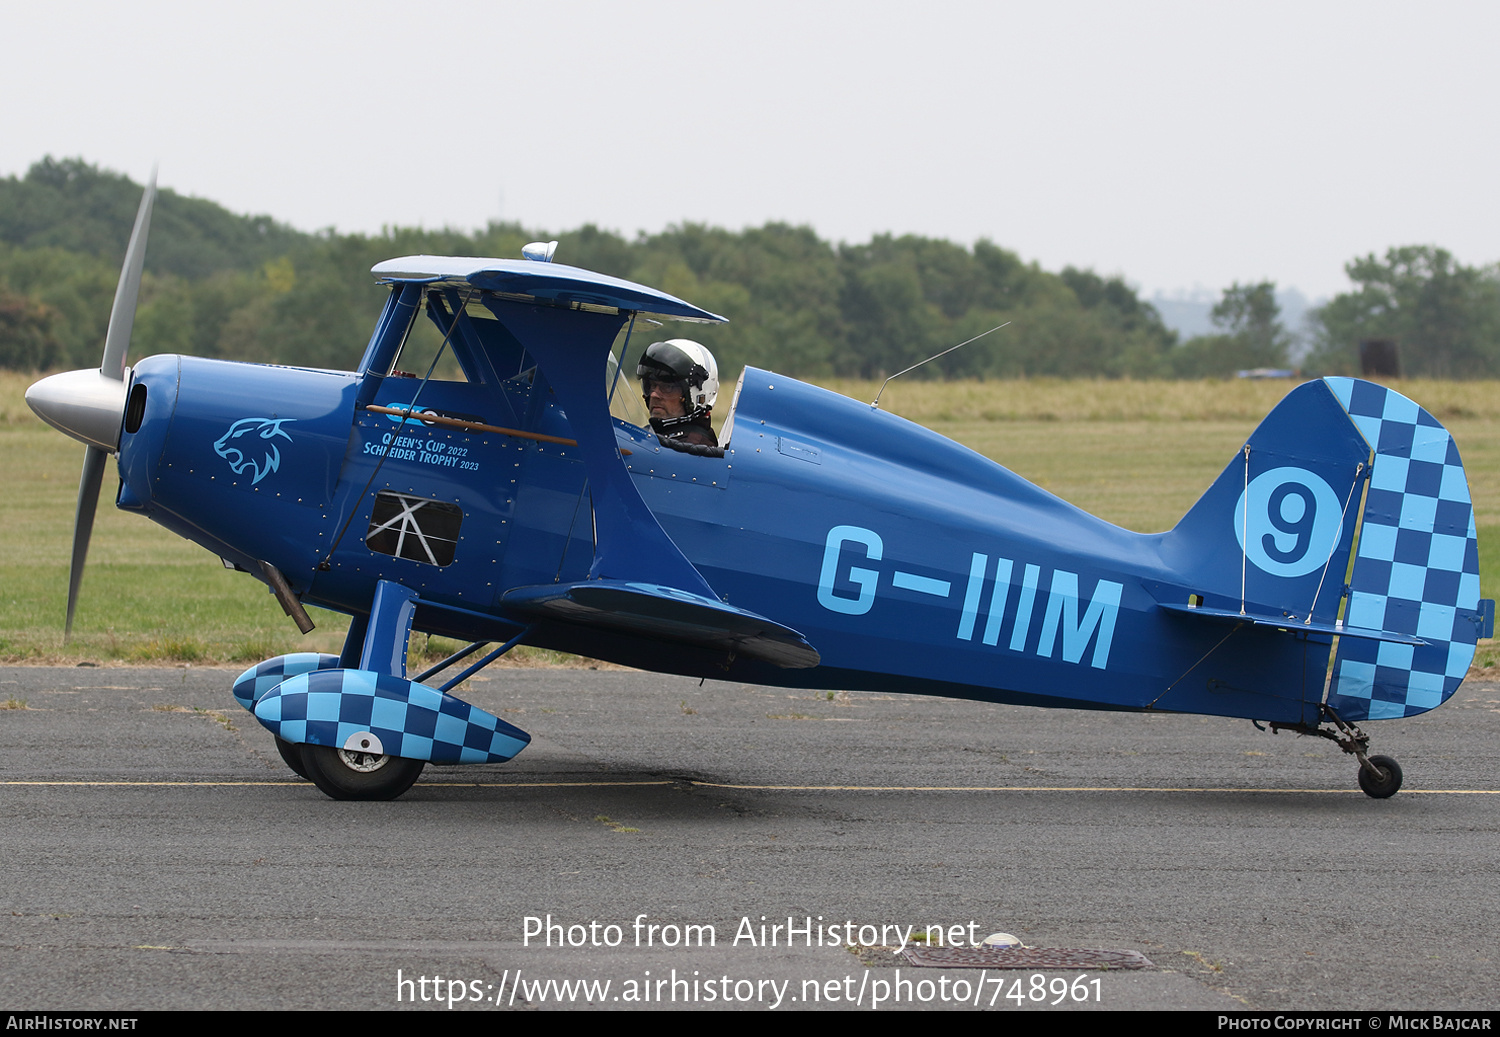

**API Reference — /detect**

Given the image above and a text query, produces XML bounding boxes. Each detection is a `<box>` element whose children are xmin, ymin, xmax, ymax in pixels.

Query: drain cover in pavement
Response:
<box><xmin>903</xmin><ymin>947</ymin><xmax>1154</xmax><ymax>970</ymax></box>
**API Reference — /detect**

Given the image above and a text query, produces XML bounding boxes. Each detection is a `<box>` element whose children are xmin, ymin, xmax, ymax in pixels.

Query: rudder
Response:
<box><xmin>1324</xmin><ymin>378</ymin><xmax>1488</xmax><ymax>720</ymax></box>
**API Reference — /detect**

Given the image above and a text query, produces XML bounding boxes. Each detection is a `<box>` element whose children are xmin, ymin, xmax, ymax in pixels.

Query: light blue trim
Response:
<box><xmin>1008</xmin><ymin>564</ymin><xmax>1041</xmax><ymax>653</ymax></box>
<box><xmin>817</xmin><ymin>525</ymin><xmax>883</xmax><ymax>616</ymax></box>
<box><xmin>957</xmin><ymin>553</ymin><xmax>987</xmax><ymax>641</ymax></box>
<box><xmin>982</xmin><ymin>557</ymin><xmax>1015</xmax><ymax>647</ymax></box>
<box><xmin>892</xmin><ymin>572</ymin><xmax>952</xmax><ymax>597</ymax></box>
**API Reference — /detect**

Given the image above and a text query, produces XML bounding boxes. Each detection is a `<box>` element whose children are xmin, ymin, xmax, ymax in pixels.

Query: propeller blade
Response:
<box><xmin>62</xmin><ymin>172</ymin><xmax>154</xmax><ymax>639</ymax></box>
<box><xmin>100</xmin><ymin>172</ymin><xmax>156</xmax><ymax>381</ymax></box>
<box><xmin>66</xmin><ymin>445</ymin><xmax>108</xmax><ymax>639</ymax></box>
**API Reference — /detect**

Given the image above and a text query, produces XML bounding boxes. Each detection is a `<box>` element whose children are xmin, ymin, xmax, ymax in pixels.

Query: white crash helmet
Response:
<box><xmin>637</xmin><ymin>339</ymin><xmax>718</xmax><ymax>417</ymax></box>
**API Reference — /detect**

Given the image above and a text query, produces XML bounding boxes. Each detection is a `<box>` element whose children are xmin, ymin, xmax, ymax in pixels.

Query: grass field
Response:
<box><xmin>4</xmin><ymin>370</ymin><xmax>1497</xmax><ymax>670</ymax></box>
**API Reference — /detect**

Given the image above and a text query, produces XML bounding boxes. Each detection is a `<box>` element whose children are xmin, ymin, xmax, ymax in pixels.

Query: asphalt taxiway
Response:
<box><xmin>2</xmin><ymin>665</ymin><xmax>1496</xmax><ymax>1011</ymax></box>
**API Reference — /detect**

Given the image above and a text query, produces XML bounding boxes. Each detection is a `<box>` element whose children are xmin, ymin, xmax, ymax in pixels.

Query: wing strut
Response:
<box><xmin>481</xmin><ymin>298</ymin><xmax>718</xmax><ymax>599</ymax></box>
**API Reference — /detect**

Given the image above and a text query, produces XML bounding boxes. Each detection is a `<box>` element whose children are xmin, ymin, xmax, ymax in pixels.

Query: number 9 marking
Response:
<box><xmin>1233</xmin><ymin>467</ymin><xmax>1343</xmax><ymax>578</ymax></box>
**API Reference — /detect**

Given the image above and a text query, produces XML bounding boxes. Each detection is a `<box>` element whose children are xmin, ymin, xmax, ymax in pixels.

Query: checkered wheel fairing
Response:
<box><xmin>253</xmin><ymin>668</ymin><xmax>531</xmax><ymax>764</ymax></box>
<box><xmin>231</xmin><ymin>653</ymin><xmax>342</xmax><ymax>711</ymax></box>
<box><xmin>1324</xmin><ymin>378</ymin><xmax>1483</xmax><ymax>720</ymax></box>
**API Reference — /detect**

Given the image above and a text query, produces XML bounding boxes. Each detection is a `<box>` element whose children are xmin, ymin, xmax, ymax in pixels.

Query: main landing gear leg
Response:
<box><xmin>1270</xmin><ymin>706</ymin><xmax>1403</xmax><ymax>799</ymax></box>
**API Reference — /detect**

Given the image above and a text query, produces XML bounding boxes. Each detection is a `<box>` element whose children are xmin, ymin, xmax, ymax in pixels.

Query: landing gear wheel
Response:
<box><xmin>275</xmin><ymin>737</ymin><xmax>310</xmax><ymax>780</ymax></box>
<box><xmin>1272</xmin><ymin>708</ymin><xmax>1405</xmax><ymax>800</ymax></box>
<box><xmin>299</xmin><ymin>744</ymin><xmax>425</xmax><ymax>801</ymax></box>
<box><xmin>1358</xmin><ymin>755</ymin><xmax>1403</xmax><ymax>799</ymax></box>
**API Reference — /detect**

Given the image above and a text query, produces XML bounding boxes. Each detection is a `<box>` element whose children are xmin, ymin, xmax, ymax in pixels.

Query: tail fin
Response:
<box><xmin>1164</xmin><ymin>378</ymin><xmax>1371</xmax><ymax>628</ymax></box>
<box><xmin>1323</xmin><ymin>378</ymin><xmax>1487</xmax><ymax>719</ymax></box>
<box><xmin>1164</xmin><ymin>378</ymin><xmax>1489</xmax><ymax>721</ymax></box>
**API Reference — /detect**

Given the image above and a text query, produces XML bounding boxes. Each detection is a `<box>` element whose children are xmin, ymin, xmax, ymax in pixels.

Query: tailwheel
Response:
<box><xmin>299</xmin><ymin>744</ymin><xmax>425</xmax><ymax>801</ymax></box>
<box><xmin>1357</xmin><ymin>754</ymin><xmax>1403</xmax><ymax>799</ymax></box>
<box><xmin>1269</xmin><ymin>705</ymin><xmax>1405</xmax><ymax>799</ymax></box>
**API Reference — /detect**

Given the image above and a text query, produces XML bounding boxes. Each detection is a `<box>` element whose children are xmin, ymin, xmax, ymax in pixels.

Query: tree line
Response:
<box><xmin>3</xmin><ymin>158</ymin><xmax>1497</xmax><ymax>379</ymax></box>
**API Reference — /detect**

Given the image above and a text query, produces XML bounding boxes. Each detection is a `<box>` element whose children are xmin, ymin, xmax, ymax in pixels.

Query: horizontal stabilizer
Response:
<box><xmin>1157</xmin><ymin>602</ymin><xmax>1427</xmax><ymax>646</ymax></box>
<box><xmin>502</xmin><ymin>580</ymin><xmax>821</xmax><ymax>669</ymax></box>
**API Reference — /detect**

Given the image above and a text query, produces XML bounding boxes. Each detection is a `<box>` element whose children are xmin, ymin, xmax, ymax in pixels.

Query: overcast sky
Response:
<box><xmin>3</xmin><ymin>0</ymin><xmax>1496</xmax><ymax>300</ymax></box>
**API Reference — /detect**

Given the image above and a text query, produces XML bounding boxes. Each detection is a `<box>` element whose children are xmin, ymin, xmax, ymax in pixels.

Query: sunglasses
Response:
<box><xmin>643</xmin><ymin>378</ymin><xmax>686</xmax><ymax>398</ymax></box>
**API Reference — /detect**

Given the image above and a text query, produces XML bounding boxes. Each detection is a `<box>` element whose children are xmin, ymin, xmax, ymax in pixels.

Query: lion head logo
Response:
<box><xmin>213</xmin><ymin>417</ymin><xmax>295</xmax><ymax>485</ymax></box>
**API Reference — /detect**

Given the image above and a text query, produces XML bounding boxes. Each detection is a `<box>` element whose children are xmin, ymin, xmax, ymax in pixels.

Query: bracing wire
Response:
<box><xmin>318</xmin><ymin>288</ymin><xmax>473</xmax><ymax>569</ymax></box>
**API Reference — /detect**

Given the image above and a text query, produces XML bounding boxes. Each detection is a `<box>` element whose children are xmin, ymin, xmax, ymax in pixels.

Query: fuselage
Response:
<box><xmin>114</xmin><ymin>346</ymin><xmax>1326</xmax><ymax>725</ymax></box>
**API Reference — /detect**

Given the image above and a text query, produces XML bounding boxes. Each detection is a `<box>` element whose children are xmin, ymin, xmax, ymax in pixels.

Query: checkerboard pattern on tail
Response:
<box><xmin>1324</xmin><ymin>378</ymin><xmax>1486</xmax><ymax>720</ymax></box>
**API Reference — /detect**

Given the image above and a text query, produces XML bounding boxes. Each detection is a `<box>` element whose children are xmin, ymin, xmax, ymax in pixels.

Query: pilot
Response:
<box><xmin>637</xmin><ymin>339</ymin><xmax>719</xmax><ymax>448</ymax></box>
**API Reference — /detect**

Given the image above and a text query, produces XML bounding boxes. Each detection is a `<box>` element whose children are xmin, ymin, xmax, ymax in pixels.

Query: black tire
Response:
<box><xmin>299</xmin><ymin>743</ymin><xmax>425</xmax><ymax>801</ymax></box>
<box><xmin>1358</xmin><ymin>754</ymin><xmax>1403</xmax><ymax>799</ymax></box>
<box><xmin>275</xmin><ymin>737</ymin><xmax>311</xmax><ymax>780</ymax></box>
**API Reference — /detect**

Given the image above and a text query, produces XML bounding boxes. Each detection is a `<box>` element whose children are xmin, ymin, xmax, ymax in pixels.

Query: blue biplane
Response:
<box><xmin>27</xmin><ymin>183</ymin><xmax>1494</xmax><ymax>799</ymax></box>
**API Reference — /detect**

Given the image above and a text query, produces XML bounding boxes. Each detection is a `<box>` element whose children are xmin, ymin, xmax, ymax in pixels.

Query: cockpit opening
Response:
<box><xmin>605</xmin><ymin>331</ymin><xmax>732</xmax><ymax>456</ymax></box>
